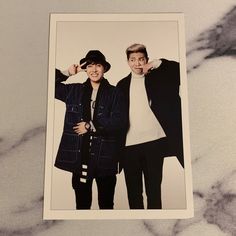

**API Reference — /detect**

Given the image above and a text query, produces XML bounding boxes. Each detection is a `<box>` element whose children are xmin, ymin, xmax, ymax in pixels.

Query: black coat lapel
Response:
<box><xmin>121</xmin><ymin>74</ymin><xmax>131</xmax><ymax>111</ymax></box>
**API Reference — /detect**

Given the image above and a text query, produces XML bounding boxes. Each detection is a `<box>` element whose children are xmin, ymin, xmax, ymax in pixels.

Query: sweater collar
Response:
<box><xmin>131</xmin><ymin>72</ymin><xmax>145</xmax><ymax>79</ymax></box>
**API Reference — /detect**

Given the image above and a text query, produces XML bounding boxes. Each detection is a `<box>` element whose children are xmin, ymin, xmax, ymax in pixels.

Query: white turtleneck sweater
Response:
<box><xmin>125</xmin><ymin>72</ymin><xmax>166</xmax><ymax>146</ymax></box>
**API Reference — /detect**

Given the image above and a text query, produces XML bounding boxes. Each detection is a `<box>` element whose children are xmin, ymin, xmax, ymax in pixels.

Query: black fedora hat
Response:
<box><xmin>80</xmin><ymin>50</ymin><xmax>111</xmax><ymax>72</ymax></box>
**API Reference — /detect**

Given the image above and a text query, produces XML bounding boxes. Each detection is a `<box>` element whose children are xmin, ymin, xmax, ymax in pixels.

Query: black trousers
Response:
<box><xmin>72</xmin><ymin>174</ymin><xmax>117</xmax><ymax>209</ymax></box>
<box><xmin>123</xmin><ymin>139</ymin><xmax>164</xmax><ymax>209</ymax></box>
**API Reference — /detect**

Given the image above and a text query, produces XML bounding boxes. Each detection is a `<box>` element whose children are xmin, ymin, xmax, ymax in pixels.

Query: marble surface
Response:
<box><xmin>1</xmin><ymin>0</ymin><xmax>236</xmax><ymax>235</ymax></box>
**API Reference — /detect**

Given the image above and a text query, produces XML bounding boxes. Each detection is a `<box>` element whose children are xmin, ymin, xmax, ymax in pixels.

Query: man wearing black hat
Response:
<box><xmin>54</xmin><ymin>50</ymin><xmax>126</xmax><ymax>209</ymax></box>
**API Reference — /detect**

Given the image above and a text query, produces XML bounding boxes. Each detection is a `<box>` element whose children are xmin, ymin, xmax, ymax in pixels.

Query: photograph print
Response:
<box><xmin>44</xmin><ymin>13</ymin><xmax>193</xmax><ymax>219</ymax></box>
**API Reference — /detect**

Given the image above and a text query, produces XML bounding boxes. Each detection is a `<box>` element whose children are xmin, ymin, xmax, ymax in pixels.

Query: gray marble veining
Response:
<box><xmin>0</xmin><ymin>126</ymin><xmax>45</xmax><ymax>158</ymax></box>
<box><xmin>187</xmin><ymin>6</ymin><xmax>236</xmax><ymax>73</ymax></box>
<box><xmin>0</xmin><ymin>221</ymin><xmax>59</xmax><ymax>236</ymax></box>
<box><xmin>1</xmin><ymin>1</ymin><xmax>236</xmax><ymax>236</ymax></box>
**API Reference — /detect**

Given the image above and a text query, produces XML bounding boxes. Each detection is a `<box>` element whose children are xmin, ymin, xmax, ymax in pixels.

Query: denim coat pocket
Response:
<box><xmin>56</xmin><ymin>133</ymin><xmax>80</xmax><ymax>163</ymax></box>
<box><xmin>65</xmin><ymin>104</ymin><xmax>81</xmax><ymax>125</ymax></box>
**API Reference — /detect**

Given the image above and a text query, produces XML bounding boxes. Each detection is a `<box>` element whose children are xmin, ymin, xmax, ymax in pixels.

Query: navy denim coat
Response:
<box><xmin>54</xmin><ymin>70</ymin><xmax>126</xmax><ymax>177</ymax></box>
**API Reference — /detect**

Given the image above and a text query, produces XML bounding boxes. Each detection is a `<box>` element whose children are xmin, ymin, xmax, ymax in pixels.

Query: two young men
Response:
<box><xmin>55</xmin><ymin>44</ymin><xmax>184</xmax><ymax>210</ymax></box>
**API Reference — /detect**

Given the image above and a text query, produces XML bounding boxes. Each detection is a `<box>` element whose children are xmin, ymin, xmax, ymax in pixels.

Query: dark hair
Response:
<box><xmin>126</xmin><ymin>43</ymin><xmax>148</xmax><ymax>60</ymax></box>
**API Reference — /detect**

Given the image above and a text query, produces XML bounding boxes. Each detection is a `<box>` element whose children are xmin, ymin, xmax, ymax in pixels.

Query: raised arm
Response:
<box><xmin>55</xmin><ymin>63</ymin><xmax>86</xmax><ymax>102</ymax></box>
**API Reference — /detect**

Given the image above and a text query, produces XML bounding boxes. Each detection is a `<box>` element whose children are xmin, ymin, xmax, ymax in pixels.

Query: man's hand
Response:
<box><xmin>73</xmin><ymin>122</ymin><xmax>88</xmax><ymax>135</ymax></box>
<box><xmin>68</xmin><ymin>62</ymin><xmax>86</xmax><ymax>76</ymax></box>
<box><xmin>138</xmin><ymin>59</ymin><xmax>162</xmax><ymax>75</ymax></box>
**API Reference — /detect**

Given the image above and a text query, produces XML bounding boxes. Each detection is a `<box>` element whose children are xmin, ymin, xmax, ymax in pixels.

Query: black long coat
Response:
<box><xmin>116</xmin><ymin>59</ymin><xmax>184</xmax><ymax>167</ymax></box>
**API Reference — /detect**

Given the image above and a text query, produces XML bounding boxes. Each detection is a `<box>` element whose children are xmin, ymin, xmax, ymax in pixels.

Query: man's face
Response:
<box><xmin>127</xmin><ymin>52</ymin><xmax>148</xmax><ymax>75</ymax></box>
<box><xmin>86</xmin><ymin>63</ymin><xmax>105</xmax><ymax>83</ymax></box>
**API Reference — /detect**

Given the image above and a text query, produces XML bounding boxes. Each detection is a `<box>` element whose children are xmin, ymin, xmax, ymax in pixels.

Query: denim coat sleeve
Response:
<box><xmin>55</xmin><ymin>69</ymin><xmax>73</xmax><ymax>102</ymax></box>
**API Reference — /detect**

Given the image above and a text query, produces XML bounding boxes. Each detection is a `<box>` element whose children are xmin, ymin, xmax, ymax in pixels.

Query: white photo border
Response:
<box><xmin>44</xmin><ymin>13</ymin><xmax>193</xmax><ymax>220</ymax></box>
